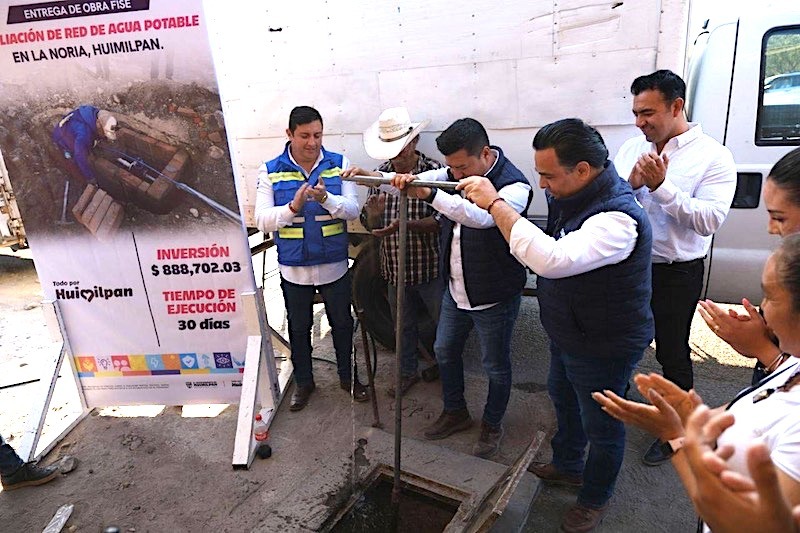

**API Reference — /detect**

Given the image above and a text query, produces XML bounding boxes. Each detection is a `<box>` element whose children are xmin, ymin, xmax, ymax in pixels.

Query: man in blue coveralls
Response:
<box><xmin>51</xmin><ymin>105</ymin><xmax>117</xmax><ymax>185</ymax></box>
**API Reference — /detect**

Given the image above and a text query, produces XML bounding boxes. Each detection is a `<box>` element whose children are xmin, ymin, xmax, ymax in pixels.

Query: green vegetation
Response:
<box><xmin>766</xmin><ymin>31</ymin><xmax>800</xmax><ymax>78</ymax></box>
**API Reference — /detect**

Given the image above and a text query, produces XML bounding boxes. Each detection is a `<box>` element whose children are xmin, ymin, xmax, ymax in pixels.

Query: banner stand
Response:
<box><xmin>18</xmin><ymin>292</ymin><xmax>291</xmax><ymax>469</ymax></box>
<box><xmin>231</xmin><ymin>289</ymin><xmax>291</xmax><ymax>469</ymax></box>
<box><xmin>20</xmin><ymin>300</ymin><xmax>90</xmax><ymax>463</ymax></box>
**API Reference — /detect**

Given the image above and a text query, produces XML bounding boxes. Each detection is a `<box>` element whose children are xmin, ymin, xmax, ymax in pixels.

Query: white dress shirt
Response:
<box><xmin>414</xmin><ymin>151</ymin><xmax>532</xmax><ymax>310</ymax></box>
<box><xmin>613</xmin><ymin>124</ymin><xmax>737</xmax><ymax>263</ymax></box>
<box><xmin>508</xmin><ymin>211</ymin><xmax>638</xmax><ymax>279</ymax></box>
<box><xmin>254</xmin><ymin>149</ymin><xmax>358</xmax><ymax>286</ymax></box>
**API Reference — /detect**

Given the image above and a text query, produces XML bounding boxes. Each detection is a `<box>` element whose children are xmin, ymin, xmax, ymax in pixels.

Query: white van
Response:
<box><xmin>690</xmin><ymin>10</ymin><xmax>800</xmax><ymax>303</ymax></box>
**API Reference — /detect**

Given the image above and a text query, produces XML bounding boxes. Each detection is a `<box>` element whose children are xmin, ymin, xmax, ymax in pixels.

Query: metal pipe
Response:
<box><xmin>342</xmin><ymin>174</ymin><xmax>460</xmax><ymax>190</ymax></box>
<box><xmin>392</xmin><ymin>190</ymin><xmax>408</xmax><ymax>505</ymax></box>
<box><xmin>356</xmin><ymin>307</ymin><xmax>382</xmax><ymax>429</ymax></box>
<box><xmin>103</xmin><ymin>146</ymin><xmax>241</xmax><ymax>223</ymax></box>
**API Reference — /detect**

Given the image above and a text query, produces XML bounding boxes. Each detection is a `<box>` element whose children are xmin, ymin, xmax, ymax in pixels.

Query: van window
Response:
<box><xmin>757</xmin><ymin>27</ymin><xmax>800</xmax><ymax>145</ymax></box>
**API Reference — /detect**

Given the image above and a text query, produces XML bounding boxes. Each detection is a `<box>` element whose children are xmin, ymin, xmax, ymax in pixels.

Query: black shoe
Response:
<box><xmin>423</xmin><ymin>408</ymin><xmax>472</xmax><ymax>440</ymax></box>
<box><xmin>642</xmin><ymin>438</ymin><xmax>674</xmax><ymax>466</ymax></box>
<box><xmin>290</xmin><ymin>383</ymin><xmax>315</xmax><ymax>411</ymax></box>
<box><xmin>340</xmin><ymin>379</ymin><xmax>369</xmax><ymax>402</ymax></box>
<box><xmin>1</xmin><ymin>462</ymin><xmax>59</xmax><ymax>490</ymax></box>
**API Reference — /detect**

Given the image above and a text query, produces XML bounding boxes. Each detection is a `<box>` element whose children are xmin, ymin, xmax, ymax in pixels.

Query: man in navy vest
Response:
<box><xmin>255</xmin><ymin>106</ymin><xmax>367</xmax><ymax>411</ymax></box>
<box><xmin>459</xmin><ymin>119</ymin><xmax>654</xmax><ymax>533</ymax></box>
<box><xmin>391</xmin><ymin>118</ymin><xmax>532</xmax><ymax>460</ymax></box>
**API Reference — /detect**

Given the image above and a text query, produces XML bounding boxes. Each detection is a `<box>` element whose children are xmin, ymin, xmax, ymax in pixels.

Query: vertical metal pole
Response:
<box><xmin>392</xmin><ymin>190</ymin><xmax>409</xmax><ymax>504</ymax></box>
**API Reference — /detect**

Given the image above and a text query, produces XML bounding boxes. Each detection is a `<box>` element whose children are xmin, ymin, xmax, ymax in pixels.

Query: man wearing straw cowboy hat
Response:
<box><xmin>346</xmin><ymin>107</ymin><xmax>444</xmax><ymax>398</ymax></box>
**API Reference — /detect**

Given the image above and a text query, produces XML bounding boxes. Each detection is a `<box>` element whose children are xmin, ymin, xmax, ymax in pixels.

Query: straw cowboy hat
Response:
<box><xmin>363</xmin><ymin>107</ymin><xmax>430</xmax><ymax>160</ymax></box>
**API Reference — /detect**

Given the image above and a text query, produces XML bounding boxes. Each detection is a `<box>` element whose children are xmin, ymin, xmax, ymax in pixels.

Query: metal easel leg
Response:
<box><xmin>232</xmin><ymin>288</ymin><xmax>283</xmax><ymax>469</ymax></box>
<box><xmin>19</xmin><ymin>300</ymin><xmax>90</xmax><ymax>462</ymax></box>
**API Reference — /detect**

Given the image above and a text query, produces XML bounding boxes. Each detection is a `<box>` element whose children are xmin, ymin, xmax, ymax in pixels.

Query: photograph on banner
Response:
<box><xmin>0</xmin><ymin>0</ymin><xmax>258</xmax><ymax>406</ymax></box>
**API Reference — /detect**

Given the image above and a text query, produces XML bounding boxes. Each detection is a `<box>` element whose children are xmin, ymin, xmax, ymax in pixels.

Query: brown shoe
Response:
<box><xmin>560</xmin><ymin>503</ymin><xmax>609</xmax><ymax>533</ymax></box>
<box><xmin>387</xmin><ymin>374</ymin><xmax>421</xmax><ymax>398</ymax></box>
<box><xmin>528</xmin><ymin>462</ymin><xmax>583</xmax><ymax>487</ymax></box>
<box><xmin>423</xmin><ymin>408</ymin><xmax>472</xmax><ymax>440</ymax></box>
<box><xmin>340</xmin><ymin>380</ymin><xmax>369</xmax><ymax>402</ymax></box>
<box><xmin>290</xmin><ymin>383</ymin><xmax>315</xmax><ymax>411</ymax></box>
<box><xmin>473</xmin><ymin>421</ymin><xmax>504</xmax><ymax>459</ymax></box>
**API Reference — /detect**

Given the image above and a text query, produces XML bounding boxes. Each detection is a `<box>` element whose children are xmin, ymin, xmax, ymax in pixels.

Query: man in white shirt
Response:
<box><xmin>457</xmin><ymin>118</ymin><xmax>654</xmax><ymax>533</ymax></box>
<box><xmin>254</xmin><ymin>106</ymin><xmax>367</xmax><ymax>411</ymax></box>
<box><xmin>391</xmin><ymin>118</ymin><xmax>532</xmax><ymax>459</ymax></box>
<box><xmin>614</xmin><ymin>70</ymin><xmax>737</xmax><ymax>466</ymax></box>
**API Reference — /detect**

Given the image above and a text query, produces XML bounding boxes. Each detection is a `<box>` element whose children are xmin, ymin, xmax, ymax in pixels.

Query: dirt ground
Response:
<box><xmin>0</xmin><ymin>247</ymin><xmax>755</xmax><ymax>532</ymax></box>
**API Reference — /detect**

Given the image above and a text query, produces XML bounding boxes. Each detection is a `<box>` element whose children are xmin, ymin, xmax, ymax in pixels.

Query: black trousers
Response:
<box><xmin>651</xmin><ymin>259</ymin><xmax>705</xmax><ymax>391</ymax></box>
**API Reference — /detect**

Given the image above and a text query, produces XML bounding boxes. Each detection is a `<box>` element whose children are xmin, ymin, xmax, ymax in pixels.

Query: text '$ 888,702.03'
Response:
<box><xmin>151</xmin><ymin>262</ymin><xmax>242</xmax><ymax>277</ymax></box>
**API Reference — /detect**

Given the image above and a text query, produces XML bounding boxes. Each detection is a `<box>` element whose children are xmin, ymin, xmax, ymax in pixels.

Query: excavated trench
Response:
<box><xmin>0</xmin><ymin>80</ymin><xmax>239</xmax><ymax>240</ymax></box>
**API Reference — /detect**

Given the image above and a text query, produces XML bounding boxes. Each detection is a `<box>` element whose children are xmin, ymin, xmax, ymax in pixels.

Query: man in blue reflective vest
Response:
<box><xmin>51</xmin><ymin>105</ymin><xmax>117</xmax><ymax>185</ymax></box>
<box><xmin>255</xmin><ymin>106</ymin><xmax>366</xmax><ymax>411</ymax></box>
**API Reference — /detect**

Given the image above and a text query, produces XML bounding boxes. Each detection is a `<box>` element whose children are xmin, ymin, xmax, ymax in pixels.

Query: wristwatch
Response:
<box><xmin>661</xmin><ymin>437</ymin><xmax>685</xmax><ymax>455</ymax></box>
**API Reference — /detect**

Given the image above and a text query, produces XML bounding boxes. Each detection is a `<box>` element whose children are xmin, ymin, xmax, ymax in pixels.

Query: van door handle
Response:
<box><xmin>731</xmin><ymin>172</ymin><xmax>762</xmax><ymax>209</ymax></box>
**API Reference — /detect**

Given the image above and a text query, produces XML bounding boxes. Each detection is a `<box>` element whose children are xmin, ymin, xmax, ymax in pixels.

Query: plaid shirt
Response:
<box><xmin>366</xmin><ymin>151</ymin><xmax>443</xmax><ymax>286</ymax></box>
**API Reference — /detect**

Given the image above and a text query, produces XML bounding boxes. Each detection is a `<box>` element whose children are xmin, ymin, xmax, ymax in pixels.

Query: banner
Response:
<box><xmin>0</xmin><ymin>0</ymin><xmax>257</xmax><ymax>406</ymax></box>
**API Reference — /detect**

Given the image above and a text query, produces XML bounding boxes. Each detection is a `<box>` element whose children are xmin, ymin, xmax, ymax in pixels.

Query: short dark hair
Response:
<box><xmin>631</xmin><ymin>70</ymin><xmax>686</xmax><ymax>103</ymax></box>
<box><xmin>774</xmin><ymin>233</ymin><xmax>800</xmax><ymax>314</ymax></box>
<box><xmin>288</xmin><ymin>106</ymin><xmax>323</xmax><ymax>132</ymax></box>
<box><xmin>435</xmin><ymin>118</ymin><xmax>490</xmax><ymax>157</ymax></box>
<box><xmin>768</xmin><ymin>147</ymin><xmax>800</xmax><ymax>207</ymax></box>
<box><xmin>532</xmin><ymin>118</ymin><xmax>608</xmax><ymax>169</ymax></box>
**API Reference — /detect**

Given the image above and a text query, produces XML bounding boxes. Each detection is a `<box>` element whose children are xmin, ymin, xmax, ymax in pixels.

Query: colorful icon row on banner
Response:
<box><xmin>75</xmin><ymin>352</ymin><xmax>244</xmax><ymax>377</ymax></box>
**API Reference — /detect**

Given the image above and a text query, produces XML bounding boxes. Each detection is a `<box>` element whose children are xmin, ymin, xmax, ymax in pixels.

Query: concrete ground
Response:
<box><xmin>0</xmin><ymin>248</ymin><xmax>755</xmax><ymax>531</ymax></box>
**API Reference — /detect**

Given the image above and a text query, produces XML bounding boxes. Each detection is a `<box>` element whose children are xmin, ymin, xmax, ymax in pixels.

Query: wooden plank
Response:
<box><xmin>78</xmin><ymin>189</ymin><xmax>107</xmax><ymax>229</ymax></box>
<box><xmin>71</xmin><ymin>183</ymin><xmax>97</xmax><ymax>224</ymax></box>
<box><xmin>95</xmin><ymin>202</ymin><xmax>124</xmax><ymax>241</ymax></box>
<box><xmin>87</xmin><ymin>195</ymin><xmax>113</xmax><ymax>235</ymax></box>
<box><xmin>97</xmin><ymin>202</ymin><xmax>125</xmax><ymax>240</ymax></box>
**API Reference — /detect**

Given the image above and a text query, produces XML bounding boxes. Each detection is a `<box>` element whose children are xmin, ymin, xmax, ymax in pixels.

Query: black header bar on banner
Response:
<box><xmin>7</xmin><ymin>0</ymin><xmax>150</xmax><ymax>24</ymax></box>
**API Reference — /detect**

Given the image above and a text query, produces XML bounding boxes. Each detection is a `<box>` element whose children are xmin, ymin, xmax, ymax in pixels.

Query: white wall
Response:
<box><xmin>203</xmin><ymin>0</ymin><xmax>689</xmax><ymax>223</ymax></box>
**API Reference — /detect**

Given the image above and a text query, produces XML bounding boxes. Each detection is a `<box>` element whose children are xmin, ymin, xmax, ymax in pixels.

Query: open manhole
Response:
<box><xmin>322</xmin><ymin>464</ymin><xmax>469</xmax><ymax>533</ymax></box>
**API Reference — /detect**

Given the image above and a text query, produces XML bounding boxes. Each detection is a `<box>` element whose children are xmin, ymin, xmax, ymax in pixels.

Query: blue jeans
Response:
<box><xmin>434</xmin><ymin>287</ymin><xmax>521</xmax><ymax>427</ymax></box>
<box><xmin>0</xmin><ymin>435</ymin><xmax>24</xmax><ymax>476</ymax></box>
<box><xmin>547</xmin><ymin>341</ymin><xmax>642</xmax><ymax>508</ymax></box>
<box><xmin>387</xmin><ymin>276</ymin><xmax>443</xmax><ymax>377</ymax></box>
<box><xmin>280</xmin><ymin>272</ymin><xmax>355</xmax><ymax>386</ymax></box>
